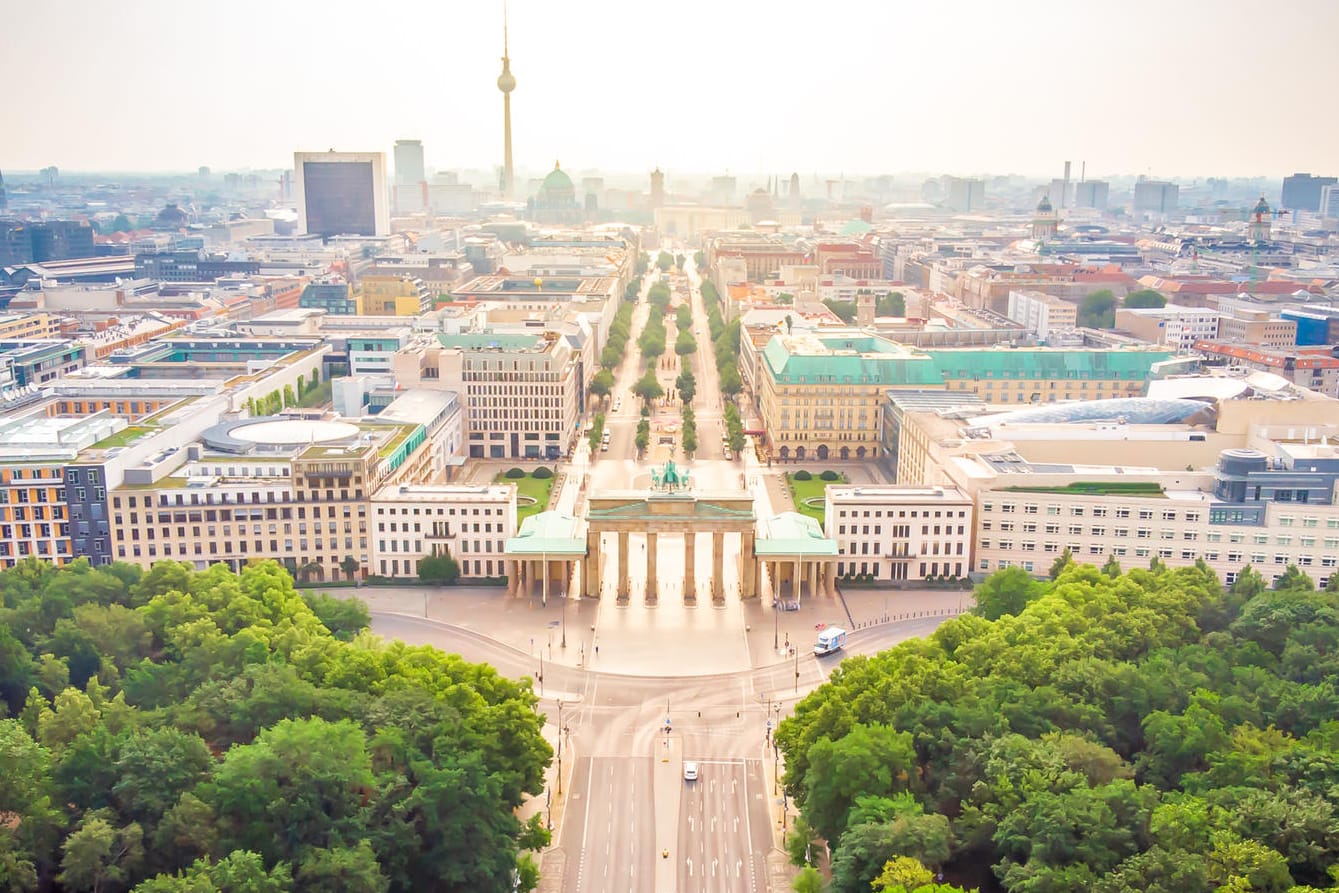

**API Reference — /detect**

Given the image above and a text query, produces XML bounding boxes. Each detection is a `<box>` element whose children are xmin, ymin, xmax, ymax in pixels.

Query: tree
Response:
<box><xmin>418</xmin><ymin>552</ymin><xmax>460</xmax><ymax>585</ymax></box>
<box><xmin>204</xmin><ymin>717</ymin><xmax>374</xmax><ymax>865</ymax></box>
<box><xmin>634</xmin><ymin>419</ymin><xmax>650</xmax><ymax>455</ymax></box>
<box><xmin>295</xmin><ymin>843</ymin><xmax>388</xmax><ymax>893</ymax></box>
<box><xmin>1101</xmin><ymin>554</ymin><xmax>1122</xmax><ymax>578</ymax></box>
<box><xmin>58</xmin><ymin>812</ymin><xmax>144</xmax><ymax>893</ymax></box>
<box><xmin>1050</xmin><ymin>546</ymin><xmax>1075</xmax><ymax>580</ymax></box>
<box><xmin>589</xmin><ymin>369</ymin><xmax>615</xmax><ymax>399</ymax></box>
<box><xmin>876</xmin><ymin>292</ymin><xmax>906</xmax><ymax>317</ymax></box>
<box><xmin>972</xmin><ymin>567</ymin><xmax>1044</xmax><ymax>620</ymax></box>
<box><xmin>633</xmin><ymin>371</ymin><xmax>663</xmax><ymax>404</ymax></box>
<box><xmin>112</xmin><ymin>728</ymin><xmax>213</xmax><ymax>826</ymax></box>
<box><xmin>802</xmin><ymin>724</ymin><xmax>918</xmax><ymax>842</ymax></box>
<box><xmin>683</xmin><ymin>426</ymin><xmax>698</xmax><ymax>455</ymax></box>
<box><xmin>1275</xmin><ymin>564</ymin><xmax>1315</xmax><ymax>592</ymax></box>
<box><xmin>786</xmin><ymin>815</ymin><xmax>818</xmax><ymax>866</ymax></box>
<box><xmin>1123</xmin><ymin>289</ymin><xmax>1167</xmax><ymax>310</ymax></box>
<box><xmin>676</xmin><ymin>371</ymin><xmax>696</xmax><ymax>404</ymax></box>
<box><xmin>656</xmin><ymin>251</ymin><xmax>673</xmax><ymax>272</ymax></box>
<box><xmin>872</xmin><ymin>856</ymin><xmax>934</xmax><ymax>892</ymax></box>
<box><xmin>514</xmin><ymin>853</ymin><xmax>540</xmax><ymax>893</ymax></box>
<box><xmin>303</xmin><ymin>592</ymin><xmax>370</xmax><ymax>640</ymax></box>
<box><xmin>792</xmin><ymin>866</ymin><xmax>824</xmax><ymax>893</ymax></box>
<box><xmin>340</xmin><ymin>556</ymin><xmax>362</xmax><ymax>581</ymax></box>
<box><xmin>1078</xmin><ymin>290</ymin><xmax>1117</xmax><ymax>328</ymax></box>
<box><xmin>675</xmin><ymin>330</ymin><xmax>697</xmax><ymax>356</ymax></box>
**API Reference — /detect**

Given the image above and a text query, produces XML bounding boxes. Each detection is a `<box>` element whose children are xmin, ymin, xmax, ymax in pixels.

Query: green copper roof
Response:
<box><xmin>762</xmin><ymin>334</ymin><xmax>1173</xmax><ymax>387</ymax></box>
<box><xmin>762</xmin><ymin>335</ymin><xmax>943</xmax><ymax>386</ymax></box>
<box><xmin>755</xmin><ymin>512</ymin><xmax>839</xmax><ymax>556</ymax></box>
<box><xmin>438</xmin><ymin>333</ymin><xmax>541</xmax><ymax>350</ymax></box>
<box><xmin>504</xmin><ymin>511</ymin><xmax>586</xmax><ymax>555</ymax></box>
<box><xmin>923</xmin><ymin>348</ymin><xmax>1174</xmax><ymax>380</ymax></box>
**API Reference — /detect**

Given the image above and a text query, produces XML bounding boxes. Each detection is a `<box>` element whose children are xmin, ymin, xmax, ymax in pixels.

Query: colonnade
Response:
<box><xmin>760</xmin><ymin>557</ymin><xmax>838</xmax><ymax>603</ymax></box>
<box><xmin>506</xmin><ymin>557</ymin><xmax>575</xmax><ymax>601</ymax></box>
<box><xmin>577</xmin><ymin>528</ymin><xmax>757</xmax><ymax>603</ymax></box>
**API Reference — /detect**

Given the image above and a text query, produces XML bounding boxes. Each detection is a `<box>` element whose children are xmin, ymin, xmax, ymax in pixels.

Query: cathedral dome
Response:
<box><xmin>542</xmin><ymin>162</ymin><xmax>573</xmax><ymax>193</ymax></box>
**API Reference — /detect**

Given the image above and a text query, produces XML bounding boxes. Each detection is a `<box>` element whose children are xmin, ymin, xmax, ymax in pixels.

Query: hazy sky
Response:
<box><xmin>5</xmin><ymin>0</ymin><xmax>1337</xmax><ymax>180</ymax></box>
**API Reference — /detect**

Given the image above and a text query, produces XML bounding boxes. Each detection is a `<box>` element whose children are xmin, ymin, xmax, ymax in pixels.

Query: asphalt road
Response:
<box><xmin>370</xmin><ymin>608</ymin><xmax>951</xmax><ymax>893</ymax></box>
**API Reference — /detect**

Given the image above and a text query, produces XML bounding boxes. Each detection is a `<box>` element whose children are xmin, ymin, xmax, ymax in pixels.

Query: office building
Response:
<box><xmin>392</xmin><ymin>331</ymin><xmax>583</xmax><ymax>460</ymax></box>
<box><xmin>944</xmin><ymin>177</ymin><xmax>985</xmax><ymax>212</ymax></box>
<box><xmin>1115</xmin><ymin>304</ymin><xmax>1220</xmax><ymax>350</ymax></box>
<box><xmin>359</xmin><ymin>274</ymin><xmax>432</xmax><ymax>316</ymax></box>
<box><xmin>1281</xmin><ymin>173</ymin><xmax>1337</xmax><ymax>212</ymax></box>
<box><xmin>1133</xmin><ymin>179</ymin><xmax>1179</xmax><ymax>214</ymax></box>
<box><xmin>1007</xmin><ymin>289</ymin><xmax>1076</xmax><ymax>341</ymax></box>
<box><xmin>1074</xmin><ymin>180</ymin><xmax>1109</xmax><ymax>210</ymax></box>
<box><xmin>394</xmin><ymin>139</ymin><xmax>425</xmax><ymax>187</ymax></box>
<box><xmin>300</xmin><ymin>278</ymin><xmax>358</xmax><ymax>315</ymax></box>
<box><xmin>294</xmin><ymin>151</ymin><xmax>390</xmax><ymax>239</ymax></box>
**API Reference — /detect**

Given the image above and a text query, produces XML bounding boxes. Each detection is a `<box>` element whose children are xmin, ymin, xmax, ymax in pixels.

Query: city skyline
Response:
<box><xmin>3</xmin><ymin>0</ymin><xmax>1337</xmax><ymax>179</ymax></box>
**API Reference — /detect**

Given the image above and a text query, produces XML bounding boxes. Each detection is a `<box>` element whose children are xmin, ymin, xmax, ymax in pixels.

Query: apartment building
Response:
<box><xmin>824</xmin><ymin>485</ymin><xmax>973</xmax><ymax>582</ymax></box>
<box><xmin>369</xmin><ymin>484</ymin><xmax>516</xmax><ymax>579</ymax></box>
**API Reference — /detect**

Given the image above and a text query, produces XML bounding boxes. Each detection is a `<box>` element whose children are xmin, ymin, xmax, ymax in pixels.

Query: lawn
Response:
<box><xmin>787</xmin><ymin>473</ymin><xmax>831</xmax><ymax>527</ymax></box>
<box><xmin>497</xmin><ymin>472</ymin><xmax>555</xmax><ymax>523</ymax></box>
<box><xmin>91</xmin><ymin>425</ymin><xmax>157</xmax><ymax>450</ymax></box>
<box><xmin>1001</xmin><ymin>481</ymin><xmax>1166</xmax><ymax>498</ymax></box>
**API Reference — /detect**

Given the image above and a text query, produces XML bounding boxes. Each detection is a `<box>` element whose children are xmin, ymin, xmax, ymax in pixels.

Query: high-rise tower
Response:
<box><xmin>496</xmin><ymin>2</ymin><xmax>516</xmax><ymax>198</ymax></box>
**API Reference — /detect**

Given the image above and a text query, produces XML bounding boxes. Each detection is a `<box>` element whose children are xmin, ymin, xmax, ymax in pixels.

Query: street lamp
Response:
<box><xmin>556</xmin><ymin>700</ymin><xmax>563</xmax><ymax>796</ymax></box>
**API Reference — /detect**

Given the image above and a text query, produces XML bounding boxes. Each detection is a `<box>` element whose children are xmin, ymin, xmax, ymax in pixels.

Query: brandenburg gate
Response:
<box><xmin>505</xmin><ymin>461</ymin><xmax>839</xmax><ymax>605</ymax></box>
<box><xmin>585</xmin><ymin>461</ymin><xmax>755</xmax><ymax>602</ymax></box>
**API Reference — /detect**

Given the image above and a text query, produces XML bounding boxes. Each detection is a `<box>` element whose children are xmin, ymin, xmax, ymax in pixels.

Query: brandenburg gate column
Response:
<box><xmin>711</xmin><ymin>532</ymin><xmax>725</xmax><ymax>600</ymax></box>
<box><xmin>617</xmin><ymin>530</ymin><xmax>630</xmax><ymax>599</ymax></box>
<box><xmin>684</xmin><ymin>532</ymin><xmax>696</xmax><ymax>600</ymax></box>
<box><xmin>740</xmin><ymin>529</ymin><xmax>757</xmax><ymax>598</ymax></box>
<box><xmin>645</xmin><ymin>532</ymin><xmax>658</xmax><ymax>602</ymax></box>
<box><xmin>808</xmin><ymin>561</ymin><xmax>819</xmax><ymax>603</ymax></box>
<box><xmin>583</xmin><ymin>531</ymin><xmax>600</xmax><ymax>598</ymax></box>
<box><xmin>794</xmin><ymin>558</ymin><xmax>804</xmax><ymax>604</ymax></box>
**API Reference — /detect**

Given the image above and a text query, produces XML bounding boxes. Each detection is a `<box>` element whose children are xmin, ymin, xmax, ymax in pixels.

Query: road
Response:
<box><xmin>371</xmin><ymin>607</ymin><xmax>953</xmax><ymax>893</ymax></box>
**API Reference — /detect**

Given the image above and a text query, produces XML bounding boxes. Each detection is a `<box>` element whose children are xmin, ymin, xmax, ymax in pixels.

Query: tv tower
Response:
<box><xmin>497</xmin><ymin>1</ymin><xmax>516</xmax><ymax>199</ymax></box>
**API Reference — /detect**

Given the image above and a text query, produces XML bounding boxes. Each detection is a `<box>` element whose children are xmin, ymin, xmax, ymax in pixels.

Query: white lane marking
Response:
<box><xmin>687</xmin><ymin>858</ymin><xmax>694</xmax><ymax>877</ymax></box>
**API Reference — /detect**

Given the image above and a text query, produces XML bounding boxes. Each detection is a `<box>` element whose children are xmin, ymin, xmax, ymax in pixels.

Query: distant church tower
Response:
<box><xmin>650</xmin><ymin>168</ymin><xmax>665</xmax><ymax>209</ymax></box>
<box><xmin>496</xmin><ymin>3</ymin><xmax>517</xmax><ymax>198</ymax></box>
<box><xmin>856</xmin><ymin>291</ymin><xmax>876</xmax><ymax>327</ymax></box>
<box><xmin>1249</xmin><ymin>195</ymin><xmax>1272</xmax><ymax>243</ymax></box>
<box><xmin>1031</xmin><ymin>193</ymin><xmax>1057</xmax><ymax>242</ymax></box>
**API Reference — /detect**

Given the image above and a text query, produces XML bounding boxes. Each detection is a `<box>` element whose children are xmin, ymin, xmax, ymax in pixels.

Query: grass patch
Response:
<box><xmin>786</xmin><ymin>472</ymin><xmax>830</xmax><ymax>526</ymax></box>
<box><xmin>91</xmin><ymin>425</ymin><xmax>157</xmax><ymax>450</ymax></box>
<box><xmin>378</xmin><ymin>426</ymin><xmax>414</xmax><ymax>459</ymax></box>
<box><xmin>297</xmin><ymin>379</ymin><xmax>334</xmax><ymax>408</ymax></box>
<box><xmin>1001</xmin><ymin>481</ymin><xmax>1166</xmax><ymax>497</ymax></box>
<box><xmin>496</xmin><ymin>472</ymin><xmax>555</xmax><ymax>523</ymax></box>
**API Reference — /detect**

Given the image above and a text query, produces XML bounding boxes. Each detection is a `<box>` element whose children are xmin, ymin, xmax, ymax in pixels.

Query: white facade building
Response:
<box><xmin>370</xmin><ymin>484</ymin><xmax>517</xmax><ymax>579</ymax></box>
<box><xmin>824</xmin><ymin>485</ymin><xmax>974</xmax><ymax>582</ymax></box>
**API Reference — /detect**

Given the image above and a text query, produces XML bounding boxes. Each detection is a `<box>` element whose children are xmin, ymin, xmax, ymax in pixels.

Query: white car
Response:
<box><xmin>683</xmin><ymin>761</ymin><xmax>699</xmax><ymax>782</ymax></box>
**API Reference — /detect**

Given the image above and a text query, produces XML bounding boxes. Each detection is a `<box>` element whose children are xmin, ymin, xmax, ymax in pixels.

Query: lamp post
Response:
<box><xmin>556</xmin><ymin>700</ymin><xmax>563</xmax><ymax>796</ymax></box>
<box><xmin>538</xmin><ymin>652</ymin><xmax>544</xmax><ymax>697</ymax></box>
<box><xmin>794</xmin><ymin>641</ymin><xmax>799</xmax><ymax>694</ymax></box>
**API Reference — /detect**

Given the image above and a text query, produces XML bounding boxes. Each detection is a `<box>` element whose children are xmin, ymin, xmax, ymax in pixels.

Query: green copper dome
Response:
<box><xmin>542</xmin><ymin>162</ymin><xmax>573</xmax><ymax>192</ymax></box>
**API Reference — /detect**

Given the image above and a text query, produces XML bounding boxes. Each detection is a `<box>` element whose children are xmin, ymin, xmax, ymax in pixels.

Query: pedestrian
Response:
<box><xmin>595</xmin><ymin>644</ymin><xmax>599</xmax><ymax>656</ymax></box>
